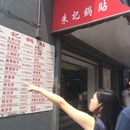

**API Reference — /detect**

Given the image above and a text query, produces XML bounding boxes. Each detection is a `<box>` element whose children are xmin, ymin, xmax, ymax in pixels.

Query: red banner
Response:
<box><xmin>52</xmin><ymin>0</ymin><xmax>130</xmax><ymax>33</ymax></box>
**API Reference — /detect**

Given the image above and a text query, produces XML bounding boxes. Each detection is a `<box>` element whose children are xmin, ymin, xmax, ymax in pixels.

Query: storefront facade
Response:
<box><xmin>57</xmin><ymin>34</ymin><xmax>124</xmax><ymax>129</ymax></box>
<box><xmin>0</xmin><ymin>0</ymin><xmax>128</xmax><ymax>130</ymax></box>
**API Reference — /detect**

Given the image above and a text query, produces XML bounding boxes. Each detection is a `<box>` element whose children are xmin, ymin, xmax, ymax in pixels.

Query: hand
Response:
<box><xmin>23</xmin><ymin>82</ymin><xmax>39</xmax><ymax>92</ymax></box>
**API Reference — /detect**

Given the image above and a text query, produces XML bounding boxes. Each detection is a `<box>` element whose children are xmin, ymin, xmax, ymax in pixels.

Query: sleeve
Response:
<box><xmin>94</xmin><ymin>118</ymin><xmax>106</xmax><ymax>130</ymax></box>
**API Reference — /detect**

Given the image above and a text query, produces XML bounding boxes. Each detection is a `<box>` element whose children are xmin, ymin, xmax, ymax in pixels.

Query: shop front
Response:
<box><xmin>54</xmin><ymin>34</ymin><xmax>124</xmax><ymax>129</ymax></box>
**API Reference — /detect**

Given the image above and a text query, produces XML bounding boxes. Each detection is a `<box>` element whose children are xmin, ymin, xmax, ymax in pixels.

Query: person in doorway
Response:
<box><xmin>122</xmin><ymin>80</ymin><xmax>130</xmax><ymax>107</ymax></box>
<box><xmin>115</xmin><ymin>106</ymin><xmax>130</xmax><ymax>130</ymax></box>
<box><xmin>24</xmin><ymin>82</ymin><xmax>120</xmax><ymax>130</ymax></box>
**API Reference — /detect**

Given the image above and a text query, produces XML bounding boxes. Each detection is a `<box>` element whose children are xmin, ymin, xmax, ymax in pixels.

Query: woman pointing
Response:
<box><xmin>25</xmin><ymin>82</ymin><xmax>120</xmax><ymax>130</ymax></box>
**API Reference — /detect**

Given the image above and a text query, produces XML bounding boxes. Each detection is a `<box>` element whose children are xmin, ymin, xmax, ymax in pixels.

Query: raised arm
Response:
<box><xmin>24</xmin><ymin>82</ymin><xmax>95</xmax><ymax>130</ymax></box>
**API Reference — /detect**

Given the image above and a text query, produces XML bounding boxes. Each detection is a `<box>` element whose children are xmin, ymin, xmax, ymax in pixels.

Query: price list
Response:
<box><xmin>0</xmin><ymin>25</ymin><xmax>55</xmax><ymax>117</ymax></box>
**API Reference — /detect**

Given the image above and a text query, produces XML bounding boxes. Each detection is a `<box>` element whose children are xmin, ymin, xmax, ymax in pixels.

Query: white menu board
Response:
<box><xmin>0</xmin><ymin>25</ymin><xmax>55</xmax><ymax>117</ymax></box>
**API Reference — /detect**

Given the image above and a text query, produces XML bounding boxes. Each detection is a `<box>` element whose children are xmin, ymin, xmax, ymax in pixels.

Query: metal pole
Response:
<box><xmin>35</xmin><ymin>0</ymin><xmax>41</xmax><ymax>39</ymax></box>
<box><xmin>52</xmin><ymin>36</ymin><xmax>61</xmax><ymax>130</ymax></box>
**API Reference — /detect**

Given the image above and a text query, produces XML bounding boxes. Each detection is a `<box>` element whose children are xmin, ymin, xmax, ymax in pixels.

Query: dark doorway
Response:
<box><xmin>59</xmin><ymin>62</ymin><xmax>87</xmax><ymax>130</ymax></box>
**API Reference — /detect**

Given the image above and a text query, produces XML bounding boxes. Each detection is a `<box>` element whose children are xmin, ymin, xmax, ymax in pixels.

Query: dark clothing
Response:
<box><xmin>94</xmin><ymin>118</ymin><xmax>106</xmax><ymax>130</ymax></box>
<box><xmin>115</xmin><ymin>106</ymin><xmax>130</xmax><ymax>130</ymax></box>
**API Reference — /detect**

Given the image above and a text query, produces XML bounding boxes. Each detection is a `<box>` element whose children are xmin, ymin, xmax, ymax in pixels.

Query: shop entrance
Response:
<box><xmin>59</xmin><ymin>52</ymin><xmax>98</xmax><ymax>130</ymax></box>
<box><xmin>61</xmin><ymin>63</ymin><xmax>88</xmax><ymax>110</ymax></box>
<box><xmin>59</xmin><ymin>63</ymin><xmax>87</xmax><ymax>130</ymax></box>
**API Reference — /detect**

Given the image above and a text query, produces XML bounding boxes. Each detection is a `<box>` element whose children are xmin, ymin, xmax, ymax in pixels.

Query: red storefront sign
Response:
<box><xmin>52</xmin><ymin>0</ymin><xmax>130</xmax><ymax>33</ymax></box>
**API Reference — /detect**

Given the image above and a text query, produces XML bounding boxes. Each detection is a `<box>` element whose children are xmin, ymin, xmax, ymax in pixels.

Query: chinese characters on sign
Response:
<box><xmin>98</xmin><ymin>0</ymin><xmax>108</xmax><ymax>12</ymax></box>
<box><xmin>0</xmin><ymin>25</ymin><xmax>55</xmax><ymax>117</ymax></box>
<box><xmin>53</xmin><ymin>0</ymin><xmax>130</xmax><ymax>32</ymax></box>
<box><xmin>61</xmin><ymin>0</ymin><xmax>108</xmax><ymax>25</ymax></box>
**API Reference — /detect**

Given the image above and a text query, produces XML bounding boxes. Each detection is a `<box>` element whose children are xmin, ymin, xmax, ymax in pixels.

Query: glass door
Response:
<box><xmin>59</xmin><ymin>62</ymin><xmax>87</xmax><ymax>130</ymax></box>
<box><xmin>61</xmin><ymin>63</ymin><xmax>88</xmax><ymax>111</ymax></box>
<box><xmin>59</xmin><ymin>52</ymin><xmax>98</xmax><ymax>130</ymax></box>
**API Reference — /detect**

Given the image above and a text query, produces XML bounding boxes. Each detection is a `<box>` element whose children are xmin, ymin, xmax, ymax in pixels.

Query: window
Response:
<box><xmin>103</xmin><ymin>68</ymin><xmax>111</xmax><ymax>89</ymax></box>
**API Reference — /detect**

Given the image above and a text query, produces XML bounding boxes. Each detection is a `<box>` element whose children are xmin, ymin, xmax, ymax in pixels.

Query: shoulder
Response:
<box><xmin>94</xmin><ymin>118</ymin><xmax>106</xmax><ymax>130</ymax></box>
<box><xmin>118</xmin><ymin>106</ymin><xmax>130</xmax><ymax>119</ymax></box>
<box><xmin>118</xmin><ymin>107</ymin><xmax>130</xmax><ymax>120</ymax></box>
<box><xmin>115</xmin><ymin>107</ymin><xmax>130</xmax><ymax>130</ymax></box>
<box><xmin>122</xmin><ymin>106</ymin><xmax>130</xmax><ymax>115</ymax></box>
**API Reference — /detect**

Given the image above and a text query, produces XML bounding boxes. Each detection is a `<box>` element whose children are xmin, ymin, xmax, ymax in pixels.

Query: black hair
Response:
<box><xmin>93</xmin><ymin>89</ymin><xmax>121</xmax><ymax>130</ymax></box>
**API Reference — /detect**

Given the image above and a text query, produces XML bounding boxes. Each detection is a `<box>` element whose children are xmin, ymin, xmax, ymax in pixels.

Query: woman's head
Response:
<box><xmin>89</xmin><ymin>92</ymin><xmax>102</xmax><ymax>112</ymax></box>
<box><xmin>89</xmin><ymin>89</ymin><xmax>120</xmax><ymax>130</ymax></box>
